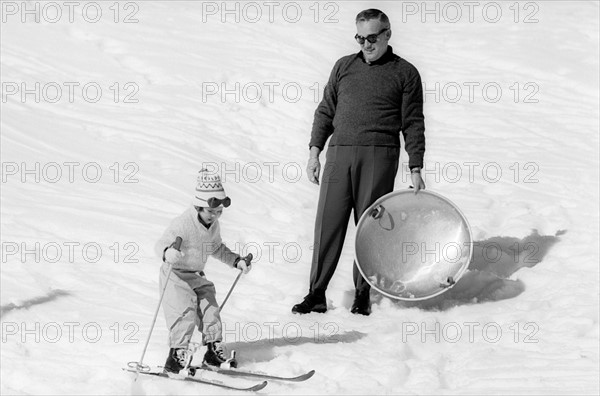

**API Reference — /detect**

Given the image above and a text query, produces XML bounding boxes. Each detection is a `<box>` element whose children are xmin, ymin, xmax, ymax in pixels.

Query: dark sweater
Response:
<box><xmin>309</xmin><ymin>46</ymin><xmax>425</xmax><ymax>169</ymax></box>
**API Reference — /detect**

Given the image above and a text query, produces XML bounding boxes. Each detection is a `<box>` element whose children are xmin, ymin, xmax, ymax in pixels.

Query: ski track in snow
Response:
<box><xmin>1</xmin><ymin>1</ymin><xmax>598</xmax><ymax>395</ymax></box>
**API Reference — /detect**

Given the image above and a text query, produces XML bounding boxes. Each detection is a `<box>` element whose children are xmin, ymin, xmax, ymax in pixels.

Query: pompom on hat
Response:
<box><xmin>194</xmin><ymin>169</ymin><xmax>230</xmax><ymax>208</ymax></box>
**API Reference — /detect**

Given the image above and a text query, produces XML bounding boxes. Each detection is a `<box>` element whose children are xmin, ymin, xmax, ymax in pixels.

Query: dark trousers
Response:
<box><xmin>309</xmin><ymin>145</ymin><xmax>399</xmax><ymax>294</ymax></box>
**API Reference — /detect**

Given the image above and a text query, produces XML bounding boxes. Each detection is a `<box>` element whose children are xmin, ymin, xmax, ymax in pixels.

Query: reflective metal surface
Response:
<box><xmin>355</xmin><ymin>190</ymin><xmax>473</xmax><ymax>301</ymax></box>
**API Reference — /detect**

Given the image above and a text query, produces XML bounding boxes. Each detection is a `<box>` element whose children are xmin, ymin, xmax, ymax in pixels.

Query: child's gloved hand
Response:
<box><xmin>235</xmin><ymin>254</ymin><xmax>253</xmax><ymax>274</ymax></box>
<box><xmin>164</xmin><ymin>247</ymin><xmax>183</xmax><ymax>264</ymax></box>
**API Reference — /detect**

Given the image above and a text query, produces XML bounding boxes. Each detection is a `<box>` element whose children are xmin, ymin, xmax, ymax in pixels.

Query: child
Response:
<box><xmin>155</xmin><ymin>169</ymin><xmax>252</xmax><ymax>375</ymax></box>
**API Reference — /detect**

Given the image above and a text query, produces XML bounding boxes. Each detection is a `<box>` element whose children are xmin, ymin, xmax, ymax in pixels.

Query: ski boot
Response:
<box><xmin>163</xmin><ymin>344</ymin><xmax>198</xmax><ymax>377</ymax></box>
<box><xmin>203</xmin><ymin>341</ymin><xmax>237</xmax><ymax>368</ymax></box>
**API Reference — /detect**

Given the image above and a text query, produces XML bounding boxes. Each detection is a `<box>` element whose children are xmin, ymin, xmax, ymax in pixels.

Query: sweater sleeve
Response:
<box><xmin>309</xmin><ymin>60</ymin><xmax>341</xmax><ymax>149</ymax></box>
<box><xmin>209</xmin><ymin>223</ymin><xmax>241</xmax><ymax>267</ymax></box>
<box><xmin>401</xmin><ymin>67</ymin><xmax>426</xmax><ymax>169</ymax></box>
<box><xmin>212</xmin><ymin>243</ymin><xmax>241</xmax><ymax>268</ymax></box>
<box><xmin>154</xmin><ymin>217</ymin><xmax>186</xmax><ymax>262</ymax></box>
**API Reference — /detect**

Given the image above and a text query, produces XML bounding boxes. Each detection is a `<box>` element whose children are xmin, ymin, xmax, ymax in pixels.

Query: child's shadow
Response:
<box><xmin>227</xmin><ymin>330</ymin><xmax>366</xmax><ymax>364</ymax></box>
<box><xmin>382</xmin><ymin>229</ymin><xmax>565</xmax><ymax>311</ymax></box>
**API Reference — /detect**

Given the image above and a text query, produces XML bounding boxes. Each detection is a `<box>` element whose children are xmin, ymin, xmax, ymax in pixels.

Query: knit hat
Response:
<box><xmin>194</xmin><ymin>169</ymin><xmax>227</xmax><ymax>207</ymax></box>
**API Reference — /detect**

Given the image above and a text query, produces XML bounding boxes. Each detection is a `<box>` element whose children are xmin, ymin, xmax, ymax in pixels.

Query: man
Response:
<box><xmin>292</xmin><ymin>9</ymin><xmax>426</xmax><ymax>316</ymax></box>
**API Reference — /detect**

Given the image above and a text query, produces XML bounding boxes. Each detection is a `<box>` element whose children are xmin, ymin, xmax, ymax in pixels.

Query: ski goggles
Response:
<box><xmin>197</xmin><ymin>196</ymin><xmax>231</xmax><ymax>208</ymax></box>
<box><xmin>354</xmin><ymin>28</ymin><xmax>389</xmax><ymax>45</ymax></box>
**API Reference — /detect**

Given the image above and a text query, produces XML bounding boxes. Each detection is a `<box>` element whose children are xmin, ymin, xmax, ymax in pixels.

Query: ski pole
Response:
<box><xmin>218</xmin><ymin>253</ymin><xmax>252</xmax><ymax>313</ymax></box>
<box><xmin>129</xmin><ymin>236</ymin><xmax>182</xmax><ymax>373</ymax></box>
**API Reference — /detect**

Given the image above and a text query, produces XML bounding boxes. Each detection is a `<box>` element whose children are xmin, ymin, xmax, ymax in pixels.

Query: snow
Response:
<box><xmin>1</xmin><ymin>1</ymin><xmax>598</xmax><ymax>394</ymax></box>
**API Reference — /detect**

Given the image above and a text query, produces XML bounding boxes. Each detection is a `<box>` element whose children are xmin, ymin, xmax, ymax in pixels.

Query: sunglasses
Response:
<box><xmin>197</xmin><ymin>196</ymin><xmax>231</xmax><ymax>208</ymax></box>
<box><xmin>355</xmin><ymin>27</ymin><xmax>389</xmax><ymax>45</ymax></box>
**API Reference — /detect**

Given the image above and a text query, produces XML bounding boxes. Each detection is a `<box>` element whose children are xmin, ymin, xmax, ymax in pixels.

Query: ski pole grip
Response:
<box><xmin>237</xmin><ymin>253</ymin><xmax>253</xmax><ymax>270</ymax></box>
<box><xmin>172</xmin><ymin>236</ymin><xmax>183</xmax><ymax>251</ymax></box>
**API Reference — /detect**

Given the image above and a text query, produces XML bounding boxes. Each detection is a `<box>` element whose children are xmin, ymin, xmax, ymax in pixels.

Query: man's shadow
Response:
<box><xmin>379</xmin><ymin>229</ymin><xmax>565</xmax><ymax>311</ymax></box>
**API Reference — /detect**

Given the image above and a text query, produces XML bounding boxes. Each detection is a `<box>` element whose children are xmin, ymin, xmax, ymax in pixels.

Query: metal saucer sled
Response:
<box><xmin>355</xmin><ymin>190</ymin><xmax>473</xmax><ymax>301</ymax></box>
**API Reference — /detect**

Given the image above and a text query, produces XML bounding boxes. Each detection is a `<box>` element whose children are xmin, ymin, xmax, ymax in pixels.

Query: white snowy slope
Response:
<box><xmin>1</xmin><ymin>1</ymin><xmax>598</xmax><ymax>395</ymax></box>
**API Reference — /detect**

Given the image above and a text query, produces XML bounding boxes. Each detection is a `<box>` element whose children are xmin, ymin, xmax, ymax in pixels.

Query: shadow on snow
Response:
<box><xmin>380</xmin><ymin>229</ymin><xmax>565</xmax><ymax>311</ymax></box>
<box><xmin>0</xmin><ymin>289</ymin><xmax>71</xmax><ymax>318</ymax></box>
<box><xmin>226</xmin><ymin>330</ymin><xmax>367</xmax><ymax>364</ymax></box>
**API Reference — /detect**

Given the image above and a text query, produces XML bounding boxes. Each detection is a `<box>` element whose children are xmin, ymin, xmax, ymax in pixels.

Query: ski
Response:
<box><xmin>123</xmin><ymin>368</ymin><xmax>268</xmax><ymax>392</ymax></box>
<box><xmin>192</xmin><ymin>364</ymin><xmax>316</xmax><ymax>382</ymax></box>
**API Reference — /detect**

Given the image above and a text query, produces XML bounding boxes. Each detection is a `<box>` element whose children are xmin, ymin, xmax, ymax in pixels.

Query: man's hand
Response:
<box><xmin>411</xmin><ymin>171</ymin><xmax>426</xmax><ymax>194</ymax></box>
<box><xmin>307</xmin><ymin>146</ymin><xmax>322</xmax><ymax>185</ymax></box>
<box><xmin>307</xmin><ymin>157</ymin><xmax>321</xmax><ymax>185</ymax></box>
